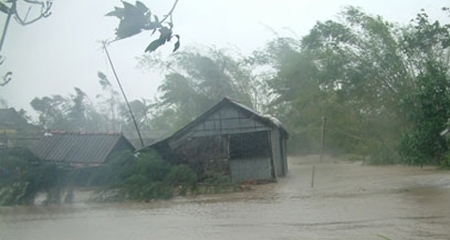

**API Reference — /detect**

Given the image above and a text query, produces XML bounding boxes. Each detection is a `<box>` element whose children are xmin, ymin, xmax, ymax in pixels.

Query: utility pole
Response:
<box><xmin>103</xmin><ymin>42</ymin><xmax>145</xmax><ymax>148</ymax></box>
<box><xmin>320</xmin><ymin>116</ymin><xmax>327</xmax><ymax>162</ymax></box>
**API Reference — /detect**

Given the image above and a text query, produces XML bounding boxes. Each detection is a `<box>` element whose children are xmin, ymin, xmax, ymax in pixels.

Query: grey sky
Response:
<box><xmin>0</xmin><ymin>0</ymin><xmax>448</xmax><ymax>117</ymax></box>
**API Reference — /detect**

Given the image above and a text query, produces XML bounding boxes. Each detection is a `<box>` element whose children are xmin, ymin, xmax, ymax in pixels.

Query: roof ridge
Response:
<box><xmin>48</xmin><ymin>130</ymin><xmax>122</xmax><ymax>136</ymax></box>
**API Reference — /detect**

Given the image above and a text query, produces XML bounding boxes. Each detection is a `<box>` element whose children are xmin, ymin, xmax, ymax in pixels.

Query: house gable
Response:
<box><xmin>169</xmin><ymin>99</ymin><xmax>273</xmax><ymax>149</ymax></box>
<box><xmin>182</xmin><ymin>104</ymin><xmax>270</xmax><ymax>137</ymax></box>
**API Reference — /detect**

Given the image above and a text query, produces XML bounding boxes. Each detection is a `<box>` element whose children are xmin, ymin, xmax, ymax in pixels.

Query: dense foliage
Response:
<box><xmin>399</xmin><ymin>62</ymin><xmax>450</xmax><ymax>166</ymax></box>
<box><xmin>0</xmin><ymin>148</ymin><xmax>66</xmax><ymax>205</ymax></box>
<box><xmin>0</xmin><ymin>148</ymin><xmax>235</xmax><ymax>205</ymax></box>
<box><xmin>94</xmin><ymin>150</ymin><xmax>233</xmax><ymax>202</ymax></box>
<box><xmin>248</xmin><ymin>7</ymin><xmax>450</xmax><ymax>166</ymax></box>
<box><xmin>139</xmin><ymin>47</ymin><xmax>257</xmax><ymax>130</ymax></box>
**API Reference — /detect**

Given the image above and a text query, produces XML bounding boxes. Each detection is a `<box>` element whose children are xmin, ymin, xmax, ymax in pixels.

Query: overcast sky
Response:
<box><xmin>0</xmin><ymin>0</ymin><xmax>449</xmax><ymax>117</ymax></box>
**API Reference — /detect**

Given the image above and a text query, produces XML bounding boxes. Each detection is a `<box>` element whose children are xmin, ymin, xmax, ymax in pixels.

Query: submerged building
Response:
<box><xmin>31</xmin><ymin>132</ymin><xmax>135</xmax><ymax>167</ymax></box>
<box><xmin>142</xmin><ymin>97</ymin><xmax>288</xmax><ymax>183</ymax></box>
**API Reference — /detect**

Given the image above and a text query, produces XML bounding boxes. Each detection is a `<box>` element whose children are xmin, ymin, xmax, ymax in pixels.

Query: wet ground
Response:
<box><xmin>1</xmin><ymin>155</ymin><xmax>450</xmax><ymax>240</ymax></box>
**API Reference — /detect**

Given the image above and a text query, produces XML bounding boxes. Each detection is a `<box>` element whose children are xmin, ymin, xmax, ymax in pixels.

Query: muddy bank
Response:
<box><xmin>1</xmin><ymin>155</ymin><xmax>449</xmax><ymax>240</ymax></box>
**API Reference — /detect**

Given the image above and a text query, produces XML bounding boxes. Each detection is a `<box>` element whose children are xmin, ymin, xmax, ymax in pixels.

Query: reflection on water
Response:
<box><xmin>1</xmin><ymin>156</ymin><xmax>450</xmax><ymax>240</ymax></box>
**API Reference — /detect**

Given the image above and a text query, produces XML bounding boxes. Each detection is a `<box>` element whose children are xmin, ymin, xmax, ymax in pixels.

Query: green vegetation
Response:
<box><xmin>98</xmin><ymin>150</ymin><xmax>197</xmax><ymax>201</ymax></box>
<box><xmin>249</xmin><ymin>7</ymin><xmax>450</xmax><ymax>166</ymax></box>
<box><xmin>0</xmin><ymin>148</ymin><xmax>66</xmax><ymax>205</ymax></box>
<box><xmin>399</xmin><ymin>62</ymin><xmax>450</xmax><ymax>166</ymax></box>
<box><xmin>0</xmin><ymin>148</ymin><xmax>237</xmax><ymax>205</ymax></box>
<box><xmin>138</xmin><ymin>47</ymin><xmax>257</xmax><ymax>130</ymax></box>
<box><xmin>94</xmin><ymin>150</ymin><xmax>237</xmax><ymax>202</ymax></box>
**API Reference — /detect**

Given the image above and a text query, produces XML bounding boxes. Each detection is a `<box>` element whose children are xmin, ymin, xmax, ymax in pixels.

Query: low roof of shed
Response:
<box><xmin>32</xmin><ymin>132</ymin><xmax>135</xmax><ymax>164</ymax></box>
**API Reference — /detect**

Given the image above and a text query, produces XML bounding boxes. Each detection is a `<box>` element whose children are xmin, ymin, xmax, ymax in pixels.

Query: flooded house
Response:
<box><xmin>142</xmin><ymin>97</ymin><xmax>288</xmax><ymax>183</ymax></box>
<box><xmin>31</xmin><ymin>131</ymin><xmax>135</xmax><ymax>185</ymax></box>
<box><xmin>31</xmin><ymin>131</ymin><xmax>135</xmax><ymax>167</ymax></box>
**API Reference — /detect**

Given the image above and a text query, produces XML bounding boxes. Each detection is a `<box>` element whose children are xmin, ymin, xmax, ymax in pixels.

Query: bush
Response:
<box><xmin>0</xmin><ymin>148</ymin><xmax>66</xmax><ymax>205</ymax></box>
<box><xmin>96</xmin><ymin>150</ymin><xmax>199</xmax><ymax>202</ymax></box>
<box><xmin>398</xmin><ymin>62</ymin><xmax>450</xmax><ymax>166</ymax></box>
<box><xmin>88</xmin><ymin>150</ymin><xmax>136</xmax><ymax>186</ymax></box>
<box><xmin>367</xmin><ymin>145</ymin><xmax>400</xmax><ymax>165</ymax></box>
<box><xmin>439</xmin><ymin>151</ymin><xmax>450</xmax><ymax>169</ymax></box>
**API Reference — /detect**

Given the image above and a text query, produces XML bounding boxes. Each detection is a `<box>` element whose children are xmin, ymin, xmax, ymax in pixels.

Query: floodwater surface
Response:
<box><xmin>1</xmin><ymin>156</ymin><xmax>450</xmax><ymax>240</ymax></box>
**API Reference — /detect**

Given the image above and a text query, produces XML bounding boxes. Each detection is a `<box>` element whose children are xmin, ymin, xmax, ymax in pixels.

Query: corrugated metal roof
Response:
<box><xmin>32</xmin><ymin>132</ymin><xmax>135</xmax><ymax>164</ymax></box>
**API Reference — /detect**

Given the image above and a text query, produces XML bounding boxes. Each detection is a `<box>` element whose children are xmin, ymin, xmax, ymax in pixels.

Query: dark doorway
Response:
<box><xmin>229</xmin><ymin>131</ymin><xmax>270</xmax><ymax>159</ymax></box>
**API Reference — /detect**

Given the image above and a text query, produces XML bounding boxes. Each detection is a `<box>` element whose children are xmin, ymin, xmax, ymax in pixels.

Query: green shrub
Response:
<box><xmin>367</xmin><ymin>145</ymin><xmax>400</xmax><ymax>165</ymax></box>
<box><xmin>96</xmin><ymin>150</ymin><xmax>199</xmax><ymax>201</ymax></box>
<box><xmin>88</xmin><ymin>150</ymin><xmax>136</xmax><ymax>186</ymax></box>
<box><xmin>0</xmin><ymin>148</ymin><xmax>66</xmax><ymax>205</ymax></box>
<box><xmin>439</xmin><ymin>151</ymin><xmax>450</xmax><ymax>169</ymax></box>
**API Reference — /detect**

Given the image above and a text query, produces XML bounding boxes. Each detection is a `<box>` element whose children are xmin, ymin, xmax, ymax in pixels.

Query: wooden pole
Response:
<box><xmin>311</xmin><ymin>165</ymin><xmax>315</xmax><ymax>188</ymax></box>
<box><xmin>320</xmin><ymin>116</ymin><xmax>327</xmax><ymax>162</ymax></box>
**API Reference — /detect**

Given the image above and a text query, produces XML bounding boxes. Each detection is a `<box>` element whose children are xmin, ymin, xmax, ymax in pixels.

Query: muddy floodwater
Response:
<box><xmin>1</xmin><ymin>156</ymin><xmax>450</xmax><ymax>240</ymax></box>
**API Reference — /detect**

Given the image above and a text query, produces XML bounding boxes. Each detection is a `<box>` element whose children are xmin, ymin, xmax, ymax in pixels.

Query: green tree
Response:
<box><xmin>30</xmin><ymin>94</ymin><xmax>71</xmax><ymax>130</ymax></box>
<box><xmin>398</xmin><ymin>9</ymin><xmax>450</xmax><ymax>165</ymax></box>
<box><xmin>299</xmin><ymin>7</ymin><xmax>414</xmax><ymax>153</ymax></box>
<box><xmin>399</xmin><ymin>62</ymin><xmax>450</xmax><ymax>166</ymax></box>
<box><xmin>250</xmin><ymin>36</ymin><xmax>366</xmax><ymax>155</ymax></box>
<box><xmin>0</xmin><ymin>148</ymin><xmax>65</xmax><ymax>206</ymax></box>
<box><xmin>31</xmin><ymin>88</ymin><xmax>108</xmax><ymax>132</ymax></box>
<box><xmin>140</xmin><ymin>47</ymin><xmax>257</xmax><ymax>130</ymax></box>
<box><xmin>67</xmin><ymin>88</ymin><xmax>88</xmax><ymax>131</ymax></box>
<box><xmin>120</xmin><ymin>99</ymin><xmax>152</xmax><ymax>131</ymax></box>
<box><xmin>96</xmin><ymin>71</ymin><xmax>123</xmax><ymax>131</ymax></box>
<box><xmin>254</xmin><ymin>6</ymin><xmax>450</xmax><ymax>164</ymax></box>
